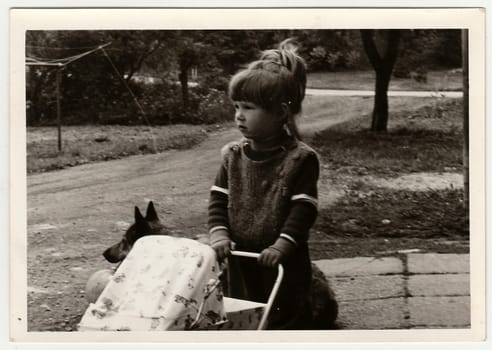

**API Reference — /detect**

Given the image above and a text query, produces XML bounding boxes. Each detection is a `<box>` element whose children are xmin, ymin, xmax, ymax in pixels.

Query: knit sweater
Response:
<box><xmin>208</xmin><ymin>137</ymin><xmax>319</xmax><ymax>251</ymax></box>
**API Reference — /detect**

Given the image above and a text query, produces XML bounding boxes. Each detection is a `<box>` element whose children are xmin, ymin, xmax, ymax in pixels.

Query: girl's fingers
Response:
<box><xmin>213</xmin><ymin>240</ymin><xmax>231</xmax><ymax>260</ymax></box>
<box><xmin>258</xmin><ymin>249</ymin><xmax>269</xmax><ymax>266</ymax></box>
<box><xmin>223</xmin><ymin>245</ymin><xmax>230</xmax><ymax>258</ymax></box>
<box><xmin>221</xmin><ymin>247</ymin><xmax>229</xmax><ymax>259</ymax></box>
<box><xmin>258</xmin><ymin>250</ymin><xmax>279</xmax><ymax>268</ymax></box>
<box><xmin>258</xmin><ymin>252</ymin><xmax>266</xmax><ymax>266</ymax></box>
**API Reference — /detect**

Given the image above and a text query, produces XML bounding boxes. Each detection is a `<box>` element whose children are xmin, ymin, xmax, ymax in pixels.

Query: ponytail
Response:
<box><xmin>261</xmin><ymin>38</ymin><xmax>307</xmax><ymax>108</ymax></box>
<box><xmin>228</xmin><ymin>37</ymin><xmax>307</xmax><ymax>140</ymax></box>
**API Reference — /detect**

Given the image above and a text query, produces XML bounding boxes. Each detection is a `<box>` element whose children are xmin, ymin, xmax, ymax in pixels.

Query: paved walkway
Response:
<box><xmin>306</xmin><ymin>88</ymin><xmax>463</xmax><ymax>98</ymax></box>
<box><xmin>314</xmin><ymin>253</ymin><xmax>470</xmax><ymax>329</ymax></box>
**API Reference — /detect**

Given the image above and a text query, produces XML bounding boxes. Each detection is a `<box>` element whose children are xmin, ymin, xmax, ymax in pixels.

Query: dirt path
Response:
<box><xmin>27</xmin><ymin>109</ymin><xmax>355</xmax><ymax>233</ymax></box>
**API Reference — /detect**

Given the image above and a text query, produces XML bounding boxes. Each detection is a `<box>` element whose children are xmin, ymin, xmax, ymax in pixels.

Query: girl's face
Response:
<box><xmin>233</xmin><ymin>101</ymin><xmax>285</xmax><ymax>143</ymax></box>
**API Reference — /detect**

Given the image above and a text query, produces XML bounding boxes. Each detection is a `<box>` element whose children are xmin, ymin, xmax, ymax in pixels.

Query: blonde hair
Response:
<box><xmin>228</xmin><ymin>38</ymin><xmax>307</xmax><ymax>139</ymax></box>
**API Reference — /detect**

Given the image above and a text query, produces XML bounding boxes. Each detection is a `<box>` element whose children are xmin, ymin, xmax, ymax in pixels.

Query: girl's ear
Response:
<box><xmin>279</xmin><ymin>102</ymin><xmax>290</xmax><ymax>121</ymax></box>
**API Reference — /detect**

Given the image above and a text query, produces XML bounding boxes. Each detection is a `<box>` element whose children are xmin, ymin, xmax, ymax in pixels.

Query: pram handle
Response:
<box><xmin>229</xmin><ymin>250</ymin><xmax>284</xmax><ymax>330</ymax></box>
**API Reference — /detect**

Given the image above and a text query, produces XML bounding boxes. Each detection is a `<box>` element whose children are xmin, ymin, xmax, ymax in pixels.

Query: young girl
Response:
<box><xmin>208</xmin><ymin>39</ymin><xmax>320</xmax><ymax>329</ymax></box>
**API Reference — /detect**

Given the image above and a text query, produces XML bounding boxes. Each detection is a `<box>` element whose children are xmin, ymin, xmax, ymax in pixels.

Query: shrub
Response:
<box><xmin>195</xmin><ymin>88</ymin><xmax>234</xmax><ymax>124</ymax></box>
<box><xmin>130</xmin><ymin>81</ymin><xmax>233</xmax><ymax>125</ymax></box>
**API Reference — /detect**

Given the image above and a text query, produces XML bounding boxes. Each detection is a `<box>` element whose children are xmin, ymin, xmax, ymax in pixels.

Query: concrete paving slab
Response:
<box><xmin>407</xmin><ymin>253</ymin><xmax>469</xmax><ymax>274</ymax></box>
<box><xmin>331</xmin><ymin>275</ymin><xmax>405</xmax><ymax>302</ymax></box>
<box><xmin>408</xmin><ymin>274</ymin><xmax>470</xmax><ymax>297</ymax></box>
<box><xmin>314</xmin><ymin>257</ymin><xmax>403</xmax><ymax>277</ymax></box>
<box><xmin>315</xmin><ymin>254</ymin><xmax>471</xmax><ymax>330</ymax></box>
<box><xmin>337</xmin><ymin>298</ymin><xmax>407</xmax><ymax>329</ymax></box>
<box><xmin>408</xmin><ymin>296</ymin><xmax>470</xmax><ymax>328</ymax></box>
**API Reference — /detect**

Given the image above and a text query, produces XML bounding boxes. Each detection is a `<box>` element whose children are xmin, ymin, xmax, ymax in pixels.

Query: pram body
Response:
<box><xmin>78</xmin><ymin>235</ymin><xmax>283</xmax><ymax>331</ymax></box>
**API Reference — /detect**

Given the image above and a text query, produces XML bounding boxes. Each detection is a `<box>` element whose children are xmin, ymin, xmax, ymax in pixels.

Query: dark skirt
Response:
<box><xmin>226</xmin><ymin>243</ymin><xmax>313</xmax><ymax>330</ymax></box>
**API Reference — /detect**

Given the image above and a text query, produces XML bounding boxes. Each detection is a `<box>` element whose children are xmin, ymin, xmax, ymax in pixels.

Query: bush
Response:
<box><xmin>129</xmin><ymin>81</ymin><xmax>233</xmax><ymax>125</ymax></box>
<box><xmin>195</xmin><ymin>88</ymin><xmax>234</xmax><ymax>124</ymax></box>
<box><xmin>307</xmin><ymin>46</ymin><xmax>362</xmax><ymax>71</ymax></box>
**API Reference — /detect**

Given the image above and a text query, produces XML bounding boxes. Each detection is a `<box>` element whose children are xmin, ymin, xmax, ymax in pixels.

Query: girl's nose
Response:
<box><xmin>235</xmin><ymin>109</ymin><xmax>245</xmax><ymax>121</ymax></box>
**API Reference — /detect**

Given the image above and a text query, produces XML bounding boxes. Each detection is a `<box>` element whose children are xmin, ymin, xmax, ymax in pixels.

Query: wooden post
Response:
<box><xmin>462</xmin><ymin>29</ymin><xmax>469</xmax><ymax>213</ymax></box>
<box><xmin>56</xmin><ymin>66</ymin><xmax>62</xmax><ymax>152</ymax></box>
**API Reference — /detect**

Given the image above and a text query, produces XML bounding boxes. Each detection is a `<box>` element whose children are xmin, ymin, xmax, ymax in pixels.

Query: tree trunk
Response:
<box><xmin>462</xmin><ymin>29</ymin><xmax>469</xmax><ymax>215</ymax></box>
<box><xmin>56</xmin><ymin>68</ymin><xmax>63</xmax><ymax>152</ymax></box>
<box><xmin>372</xmin><ymin>69</ymin><xmax>392</xmax><ymax>131</ymax></box>
<box><xmin>28</xmin><ymin>69</ymin><xmax>50</xmax><ymax>126</ymax></box>
<box><xmin>178</xmin><ymin>68</ymin><xmax>189</xmax><ymax>108</ymax></box>
<box><xmin>360</xmin><ymin>30</ymin><xmax>401</xmax><ymax>132</ymax></box>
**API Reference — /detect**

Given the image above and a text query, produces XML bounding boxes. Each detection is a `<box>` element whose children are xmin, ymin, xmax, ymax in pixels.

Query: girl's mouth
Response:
<box><xmin>237</xmin><ymin>125</ymin><xmax>248</xmax><ymax>131</ymax></box>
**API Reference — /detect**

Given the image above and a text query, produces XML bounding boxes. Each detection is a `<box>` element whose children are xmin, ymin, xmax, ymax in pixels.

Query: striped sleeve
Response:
<box><xmin>290</xmin><ymin>153</ymin><xmax>319</xmax><ymax>209</ymax></box>
<box><xmin>208</xmin><ymin>164</ymin><xmax>230</xmax><ymax>233</ymax></box>
<box><xmin>280</xmin><ymin>153</ymin><xmax>320</xmax><ymax>245</ymax></box>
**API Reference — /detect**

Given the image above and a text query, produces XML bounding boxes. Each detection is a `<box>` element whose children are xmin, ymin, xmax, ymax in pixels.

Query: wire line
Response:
<box><xmin>26</xmin><ymin>42</ymin><xmax>112</xmax><ymax>66</ymax></box>
<box><xmin>27</xmin><ymin>44</ymin><xmax>105</xmax><ymax>50</ymax></box>
<box><xmin>26</xmin><ymin>41</ymin><xmax>158</xmax><ymax>154</ymax></box>
<box><xmin>100</xmin><ymin>47</ymin><xmax>157</xmax><ymax>154</ymax></box>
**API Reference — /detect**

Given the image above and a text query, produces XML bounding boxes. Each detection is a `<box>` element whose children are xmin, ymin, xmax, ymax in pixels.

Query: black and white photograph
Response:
<box><xmin>8</xmin><ymin>7</ymin><xmax>486</xmax><ymax>344</ymax></box>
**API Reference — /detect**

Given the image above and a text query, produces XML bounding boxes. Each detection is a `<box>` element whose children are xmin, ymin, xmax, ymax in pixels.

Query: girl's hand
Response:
<box><xmin>212</xmin><ymin>239</ymin><xmax>231</xmax><ymax>261</ymax></box>
<box><xmin>210</xmin><ymin>228</ymin><xmax>232</xmax><ymax>261</ymax></box>
<box><xmin>258</xmin><ymin>237</ymin><xmax>296</xmax><ymax>267</ymax></box>
<box><xmin>258</xmin><ymin>247</ymin><xmax>283</xmax><ymax>268</ymax></box>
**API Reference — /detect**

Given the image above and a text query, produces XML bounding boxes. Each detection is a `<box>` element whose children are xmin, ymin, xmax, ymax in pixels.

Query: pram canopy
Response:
<box><xmin>78</xmin><ymin>235</ymin><xmax>227</xmax><ymax>331</ymax></box>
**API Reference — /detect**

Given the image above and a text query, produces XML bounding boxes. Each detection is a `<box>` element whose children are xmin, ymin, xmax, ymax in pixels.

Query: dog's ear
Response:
<box><xmin>145</xmin><ymin>201</ymin><xmax>159</xmax><ymax>222</ymax></box>
<box><xmin>135</xmin><ymin>206</ymin><xmax>151</xmax><ymax>235</ymax></box>
<box><xmin>135</xmin><ymin>206</ymin><xmax>145</xmax><ymax>223</ymax></box>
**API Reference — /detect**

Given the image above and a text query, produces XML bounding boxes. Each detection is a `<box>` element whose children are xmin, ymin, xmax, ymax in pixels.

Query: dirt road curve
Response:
<box><xmin>28</xmin><ymin>127</ymin><xmax>239</xmax><ymax>236</ymax></box>
<box><xmin>27</xmin><ymin>112</ymin><xmax>348</xmax><ymax>237</ymax></box>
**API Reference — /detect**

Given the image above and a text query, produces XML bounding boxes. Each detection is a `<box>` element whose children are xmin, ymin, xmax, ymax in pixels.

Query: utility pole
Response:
<box><xmin>56</xmin><ymin>65</ymin><xmax>63</xmax><ymax>152</ymax></box>
<box><xmin>462</xmin><ymin>29</ymin><xmax>469</xmax><ymax>214</ymax></box>
<box><xmin>26</xmin><ymin>42</ymin><xmax>112</xmax><ymax>153</ymax></box>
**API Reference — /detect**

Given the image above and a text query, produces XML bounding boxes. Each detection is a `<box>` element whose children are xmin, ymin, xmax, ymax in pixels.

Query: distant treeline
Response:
<box><xmin>26</xmin><ymin>29</ymin><xmax>461</xmax><ymax>126</ymax></box>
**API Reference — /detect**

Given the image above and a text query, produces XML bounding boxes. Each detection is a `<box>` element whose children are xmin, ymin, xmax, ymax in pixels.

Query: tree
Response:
<box><xmin>294</xmin><ymin>30</ymin><xmax>363</xmax><ymax>71</ymax></box>
<box><xmin>26</xmin><ymin>30</ymin><xmax>174</xmax><ymax>125</ymax></box>
<box><xmin>25</xmin><ymin>31</ymin><xmax>58</xmax><ymax>125</ymax></box>
<box><xmin>108</xmin><ymin>30</ymin><xmax>169</xmax><ymax>83</ymax></box>
<box><xmin>462</xmin><ymin>29</ymin><xmax>469</xmax><ymax>216</ymax></box>
<box><xmin>176</xmin><ymin>39</ymin><xmax>203</xmax><ymax>108</ymax></box>
<box><xmin>360</xmin><ymin>29</ymin><xmax>401</xmax><ymax>132</ymax></box>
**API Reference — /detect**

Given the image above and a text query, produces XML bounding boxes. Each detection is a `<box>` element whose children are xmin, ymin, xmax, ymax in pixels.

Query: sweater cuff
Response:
<box><xmin>279</xmin><ymin>233</ymin><xmax>297</xmax><ymax>246</ymax></box>
<box><xmin>271</xmin><ymin>236</ymin><xmax>296</xmax><ymax>257</ymax></box>
<box><xmin>210</xmin><ymin>227</ymin><xmax>230</xmax><ymax>244</ymax></box>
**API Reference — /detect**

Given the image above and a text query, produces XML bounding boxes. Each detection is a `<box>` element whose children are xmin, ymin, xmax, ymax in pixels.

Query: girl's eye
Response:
<box><xmin>243</xmin><ymin>103</ymin><xmax>256</xmax><ymax>110</ymax></box>
<box><xmin>233</xmin><ymin>102</ymin><xmax>257</xmax><ymax>110</ymax></box>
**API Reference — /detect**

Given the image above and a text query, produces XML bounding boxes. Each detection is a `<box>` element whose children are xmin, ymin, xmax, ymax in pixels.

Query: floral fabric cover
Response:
<box><xmin>78</xmin><ymin>236</ymin><xmax>228</xmax><ymax>331</ymax></box>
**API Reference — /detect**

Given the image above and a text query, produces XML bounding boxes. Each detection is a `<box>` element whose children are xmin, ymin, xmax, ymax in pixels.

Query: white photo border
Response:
<box><xmin>9</xmin><ymin>6</ymin><xmax>486</xmax><ymax>344</ymax></box>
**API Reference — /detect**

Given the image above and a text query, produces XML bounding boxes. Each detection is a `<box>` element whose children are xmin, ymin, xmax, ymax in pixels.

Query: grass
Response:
<box><xmin>307</xmin><ymin>69</ymin><xmax>463</xmax><ymax>91</ymax></box>
<box><xmin>314</xmin><ymin>188</ymin><xmax>467</xmax><ymax>239</ymax></box>
<box><xmin>311</xmin><ymin>99</ymin><xmax>464</xmax><ymax>176</ymax></box>
<box><xmin>309</xmin><ymin>98</ymin><xmax>468</xmax><ymax>258</ymax></box>
<box><xmin>27</xmin><ymin>124</ymin><xmax>209</xmax><ymax>173</ymax></box>
<box><xmin>310</xmin><ymin>187</ymin><xmax>468</xmax><ymax>259</ymax></box>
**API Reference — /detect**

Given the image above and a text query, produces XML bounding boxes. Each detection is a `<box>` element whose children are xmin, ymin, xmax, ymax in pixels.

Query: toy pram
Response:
<box><xmin>78</xmin><ymin>235</ymin><xmax>283</xmax><ymax>331</ymax></box>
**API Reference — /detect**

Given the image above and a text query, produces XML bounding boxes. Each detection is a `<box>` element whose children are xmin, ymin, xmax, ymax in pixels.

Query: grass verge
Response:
<box><xmin>311</xmin><ymin>99</ymin><xmax>464</xmax><ymax>176</ymax></box>
<box><xmin>27</xmin><ymin>124</ymin><xmax>209</xmax><ymax>174</ymax></box>
<box><xmin>310</xmin><ymin>98</ymin><xmax>468</xmax><ymax>258</ymax></box>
